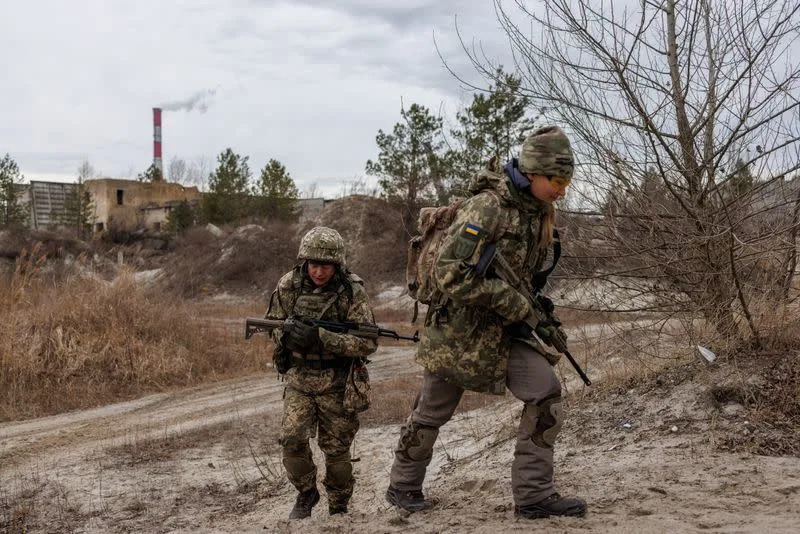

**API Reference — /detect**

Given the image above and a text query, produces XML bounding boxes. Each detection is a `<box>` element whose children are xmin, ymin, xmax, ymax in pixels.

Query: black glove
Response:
<box><xmin>284</xmin><ymin>319</ymin><xmax>324</xmax><ymax>354</ymax></box>
<box><xmin>506</xmin><ymin>320</ymin><xmax>534</xmax><ymax>339</ymax></box>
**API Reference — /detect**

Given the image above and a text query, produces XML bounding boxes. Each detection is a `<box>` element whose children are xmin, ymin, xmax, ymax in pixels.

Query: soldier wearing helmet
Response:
<box><xmin>386</xmin><ymin>126</ymin><xmax>587</xmax><ymax>520</ymax></box>
<box><xmin>265</xmin><ymin>226</ymin><xmax>377</xmax><ymax>519</ymax></box>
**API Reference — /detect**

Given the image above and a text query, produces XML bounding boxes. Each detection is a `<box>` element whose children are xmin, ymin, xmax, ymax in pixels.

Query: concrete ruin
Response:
<box><xmin>85</xmin><ymin>178</ymin><xmax>201</xmax><ymax>233</ymax></box>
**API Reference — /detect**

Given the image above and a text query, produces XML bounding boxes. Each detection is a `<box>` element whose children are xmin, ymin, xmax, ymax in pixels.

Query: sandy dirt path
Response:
<box><xmin>2</xmin><ymin>344</ymin><xmax>799</xmax><ymax>533</ymax></box>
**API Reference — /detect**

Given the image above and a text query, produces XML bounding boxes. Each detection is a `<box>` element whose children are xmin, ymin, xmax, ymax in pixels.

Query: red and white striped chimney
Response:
<box><xmin>153</xmin><ymin>107</ymin><xmax>163</xmax><ymax>175</ymax></box>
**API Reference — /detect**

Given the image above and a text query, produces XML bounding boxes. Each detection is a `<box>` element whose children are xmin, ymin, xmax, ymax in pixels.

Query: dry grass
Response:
<box><xmin>0</xmin><ymin>246</ymin><xmax>270</xmax><ymax>422</ymax></box>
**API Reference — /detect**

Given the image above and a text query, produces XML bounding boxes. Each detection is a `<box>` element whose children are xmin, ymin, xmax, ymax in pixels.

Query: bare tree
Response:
<box><xmin>186</xmin><ymin>156</ymin><xmax>212</xmax><ymax>192</ymax></box>
<box><xmin>168</xmin><ymin>156</ymin><xmax>187</xmax><ymax>184</ymax></box>
<box><xmin>301</xmin><ymin>181</ymin><xmax>320</xmax><ymax>199</ymax></box>
<box><xmin>461</xmin><ymin>1</ymin><xmax>800</xmax><ymax>347</ymax></box>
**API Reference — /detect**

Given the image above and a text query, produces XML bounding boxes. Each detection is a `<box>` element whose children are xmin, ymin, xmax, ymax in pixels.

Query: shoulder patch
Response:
<box><xmin>463</xmin><ymin>223</ymin><xmax>482</xmax><ymax>238</ymax></box>
<box><xmin>454</xmin><ymin>222</ymin><xmax>484</xmax><ymax>259</ymax></box>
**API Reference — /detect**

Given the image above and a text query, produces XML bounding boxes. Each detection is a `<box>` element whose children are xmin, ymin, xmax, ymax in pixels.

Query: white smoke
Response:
<box><xmin>160</xmin><ymin>89</ymin><xmax>217</xmax><ymax>113</ymax></box>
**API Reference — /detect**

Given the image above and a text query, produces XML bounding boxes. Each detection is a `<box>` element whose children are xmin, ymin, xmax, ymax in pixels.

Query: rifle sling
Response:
<box><xmin>530</xmin><ymin>228</ymin><xmax>560</xmax><ymax>293</ymax></box>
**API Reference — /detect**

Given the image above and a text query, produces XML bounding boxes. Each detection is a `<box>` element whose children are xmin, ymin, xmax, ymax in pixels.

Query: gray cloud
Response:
<box><xmin>1</xmin><ymin>0</ymin><xmax>512</xmax><ymax>192</ymax></box>
<box><xmin>286</xmin><ymin>0</ymin><xmax>460</xmax><ymax>31</ymax></box>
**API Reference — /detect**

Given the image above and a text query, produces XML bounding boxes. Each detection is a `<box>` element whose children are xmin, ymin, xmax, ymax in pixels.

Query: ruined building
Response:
<box><xmin>85</xmin><ymin>178</ymin><xmax>201</xmax><ymax>233</ymax></box>
<box><xmin>20</xmin><ymin>178</ymin><xmax>200</xmax><ymax>233</ymax></box>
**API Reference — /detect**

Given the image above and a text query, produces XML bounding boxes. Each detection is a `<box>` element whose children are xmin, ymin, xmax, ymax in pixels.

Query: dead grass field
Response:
<box><xmin>0</xmin><ymin>249</ymin><xmax>270</xmax><ymax>422</ymax></box>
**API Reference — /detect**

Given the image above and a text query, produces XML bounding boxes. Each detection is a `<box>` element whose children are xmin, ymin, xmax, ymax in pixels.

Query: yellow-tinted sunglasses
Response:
<box><xmin>547</xmin><ymin>175</ymin><xmax>572</xmax><ymax>189</ymax></box>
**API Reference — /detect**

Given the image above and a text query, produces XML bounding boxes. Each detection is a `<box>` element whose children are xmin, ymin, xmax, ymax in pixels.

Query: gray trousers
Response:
<box><xmin>389</xmin><ymin>341</ymin><xmax>561</xmax><ymax>506</ymax></box>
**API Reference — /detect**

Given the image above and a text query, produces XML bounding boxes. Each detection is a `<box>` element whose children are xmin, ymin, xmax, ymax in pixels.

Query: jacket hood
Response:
<box><xmin>466</xmin><ymin>160</ymin><xmax>546</xmax><ymax>214</ymax></box>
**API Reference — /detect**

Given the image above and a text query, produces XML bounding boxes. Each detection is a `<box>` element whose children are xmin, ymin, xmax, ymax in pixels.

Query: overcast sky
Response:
<box><xmin>0</xmin><ymin>0</ymin><xmax>512</xmax><ymax>196</ymax></box>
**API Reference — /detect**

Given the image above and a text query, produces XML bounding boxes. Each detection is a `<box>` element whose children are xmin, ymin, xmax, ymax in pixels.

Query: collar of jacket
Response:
<box><xmin>467</xmin><ymin>165</ymin><xmax>547</xmax><ymax>215</ymax></box>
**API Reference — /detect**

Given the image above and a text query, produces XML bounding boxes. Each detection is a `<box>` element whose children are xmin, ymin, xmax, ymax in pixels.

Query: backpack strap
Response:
<box><xmin>285</xmin><ymin>265</ymin><xmax>304</xmax><ymax>315</ymax></box>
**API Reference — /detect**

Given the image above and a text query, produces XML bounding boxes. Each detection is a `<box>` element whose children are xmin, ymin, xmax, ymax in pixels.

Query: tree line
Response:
<box><xmin>166</xmin><ymin>149</ymin><xmax>301</xmax><ymax>233</ymax></box>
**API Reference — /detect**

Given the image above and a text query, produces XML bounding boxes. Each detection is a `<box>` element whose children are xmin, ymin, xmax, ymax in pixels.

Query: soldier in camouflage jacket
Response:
<box><xmin>266</xmin><ymin>226</ymin><xmax>377</xmax><ymax>519</ymax></box>
<box><xmin>386</xmin><ymin>126</ymin><xmax>587</xmax><ymax>520</ymax></box>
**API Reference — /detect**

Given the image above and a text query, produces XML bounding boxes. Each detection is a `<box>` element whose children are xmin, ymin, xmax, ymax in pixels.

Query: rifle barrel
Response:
<box><xmin>563</xmin><ymin>349</ymin><xmax>592</xmax><ymax>386</ymax></box>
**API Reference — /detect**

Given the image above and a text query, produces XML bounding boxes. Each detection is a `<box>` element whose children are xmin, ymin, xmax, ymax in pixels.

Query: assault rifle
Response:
<box><xmin>477</xmin><ymin>244</ymin><xmax>592</xmax><ymax>386</ymax></box>
<box><xmin>245</xmin><ymin>317</ymin><xmax>420</xmax><ymax>342</ymax></box>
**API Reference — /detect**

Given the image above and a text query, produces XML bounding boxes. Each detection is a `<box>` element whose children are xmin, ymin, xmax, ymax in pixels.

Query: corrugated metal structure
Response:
<box><xmin>27</xmin><ymin>181</ymin><xmax>77</xmax><ymax>229</ymax></box>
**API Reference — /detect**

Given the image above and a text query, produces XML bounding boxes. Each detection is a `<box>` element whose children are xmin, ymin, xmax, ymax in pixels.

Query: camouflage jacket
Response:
<box><xmin>416</xmin><ymin>163</ymin><xmax>551</xmax><ymax>393</ymax></box>
<box><xmin>266</xmin><ymin>266</ymin><xmax>378</xmax><ymax>363</ymax></box>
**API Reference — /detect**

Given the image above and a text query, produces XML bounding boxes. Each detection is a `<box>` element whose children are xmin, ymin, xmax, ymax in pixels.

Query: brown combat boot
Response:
<box><xmin>515</xmin><ymin>492</ymin><xmax>587</xmax><ymax>519</ymax></box>
<box><xmin>289</xmin><ymin>487</ymin><xmax>320</xmax><ymax>519</ymax></box>
<box><xmin>385</xmin><ymin>485</ymin><xmax>433</xmax><ymax>513</ymax></box>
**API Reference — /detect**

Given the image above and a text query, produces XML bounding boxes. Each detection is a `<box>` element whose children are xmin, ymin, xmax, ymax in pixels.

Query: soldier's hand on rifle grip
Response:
<box><xmin>505</xmin><ymin>305</ymin><xmax>537</xmax><ymax>339</ymax></box>
<box><xmin>506</xmin><ymin>320</ymin><xmax>534</xmax><ymax>339</ymax></box>
<box><xmin>535</xmin><ymin>323</ymin><xmax>569</xmax><ymax>352</ymax></box>
<box><xmin>284</xmin><ymin>319</ymin><xmax>324</xmax><ymax>354</ymax></box>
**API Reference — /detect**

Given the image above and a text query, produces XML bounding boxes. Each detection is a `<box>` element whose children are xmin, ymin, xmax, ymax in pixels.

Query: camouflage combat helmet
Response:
<box><xmin>298</xmin><ymin>226</ymin><xmax>346</xmax><ymax>266</ymax></box>
<box><xmin>518</xmin><ymin>125</ymin><xmax>574</xmax><ymax>179</ymax></box>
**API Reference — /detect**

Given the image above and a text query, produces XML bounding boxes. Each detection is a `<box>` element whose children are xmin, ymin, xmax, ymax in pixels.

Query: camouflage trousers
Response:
<box><xmin>280</xmin><ymin>366</ymin><xmax>359</xmax><ymax>507</ymax></box>
<box><xmin>389</xmin><ymin>341</ymin><xmax>562</xmax><ymax>505</ymax></box>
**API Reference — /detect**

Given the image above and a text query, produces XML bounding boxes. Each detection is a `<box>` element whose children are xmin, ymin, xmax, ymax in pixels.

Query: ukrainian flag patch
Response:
<box><xmin>455</xmin><ymin>222</ymin><xmax>483</xmax><ymax>258</ymax></box>
<box><xmin>464</xmin><ymin>223</ymin><xmax>481</xmax><ymax>237</ymax></box>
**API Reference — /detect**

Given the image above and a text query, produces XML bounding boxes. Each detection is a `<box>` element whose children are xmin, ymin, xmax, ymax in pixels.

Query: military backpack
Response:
<box><xmin>405</xmin><ymin>189</ymin><xmax>561</xmax><ymax>323</ymax></box>
<box><xmin>405</xmin><ymin>201</ymin><xmax>463</xmax><ymax>307</ymax></box>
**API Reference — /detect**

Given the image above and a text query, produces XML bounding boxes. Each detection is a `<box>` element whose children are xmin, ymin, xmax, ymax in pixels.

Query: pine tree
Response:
<box><xmin>366</xmin><ymin>103</ymin><xmax>449</xmax><ymax>225</ymax></box>
<box><xmin>137</xmin><ymin>163</ymin><xmax>164</xmax><ymax>182</ymax></box>
<box><xmin>165</xmin><ymin>200</ymin><xmax>196</xmax><ymax>234</ymax></box>
<box><xmin>252</xmin><ymin>159</ymin><xmax>299</xmax><ymax>221</ymax></box>
<box><xmin>0</xmin><ymin>153</ymin><xmax>29</xmax><ymax>227</ymax></box>
<box><xmin>449</xmin><ymin>69</ymin><xmax>537</xmax><ymax>194</ymax></box>
<box><xmin>201</xmin><ymin>148</ymin><xmax>251</xmax><ymax>224</ymax></box>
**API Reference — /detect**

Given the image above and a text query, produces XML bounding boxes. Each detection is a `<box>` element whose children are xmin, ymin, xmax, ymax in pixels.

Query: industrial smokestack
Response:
<box><xmin>153</xmin><ymin>107</ymin><xmax>163</xmax><ymax>176</ymax></box>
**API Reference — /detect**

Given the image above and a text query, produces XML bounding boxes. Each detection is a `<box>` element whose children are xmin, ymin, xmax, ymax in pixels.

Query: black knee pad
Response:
<box><xmin>283</xmin><ymin>441</ymin><xmax>314</xmax><ymax>476</ymax></box>
<box><xmin>526</xmin><ymin>394</ymin><xmax>563</xmax><ymax>449</ymax></box>
<box><xmin>396</xmin><ymin>422</ymin><xmax>439</xmax><ymax>462</ymax></box>
<box><xmin>325</xmin><ymin>453</ymin><xmax>353</xmax><ymax>489</ymax></box>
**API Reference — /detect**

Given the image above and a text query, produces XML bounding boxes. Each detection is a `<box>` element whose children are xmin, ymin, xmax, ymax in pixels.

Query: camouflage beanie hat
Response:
<box><xmin>518</xmin><ymin>125</ymin><xmax>574</xmax><ymax>179</ymax></box>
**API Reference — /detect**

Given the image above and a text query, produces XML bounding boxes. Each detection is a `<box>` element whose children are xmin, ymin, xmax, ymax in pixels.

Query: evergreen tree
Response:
<box><xmin>366</xmin><ymin>103</ymin><xmax>449</xmax><ymax>224</ymax></box>
<box><xmin>202</xmin><ymin>148</ymin><xmax>251</xmax><ymax>224</ymax></box>
<box><xmin>165</xmin><ymin>200</ymin><xmax>196</xmax><ymax>234</ymax></box>
<box><xmin>0</xmin><ymin>153</ymin><xmax>29</xmax><ymax>227</ymax></box>
<box><xmin>252</xmin><ymin>158</ymin><xmax>299</xmax><ymax>221</ymax></box>
<box><xmin>449</xmin><ymin>69</ymin><xmax>537</xmax><ymax>194</ymax></box>
<box><xmin>137</xmin><ymin>163</ymin><xmax>163</xmax><ymax>182</ymax></box>
<box><xmin>61</xmin><ymin>160</ymin><xmax>96</xmax><ymax>236</ymax></box>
